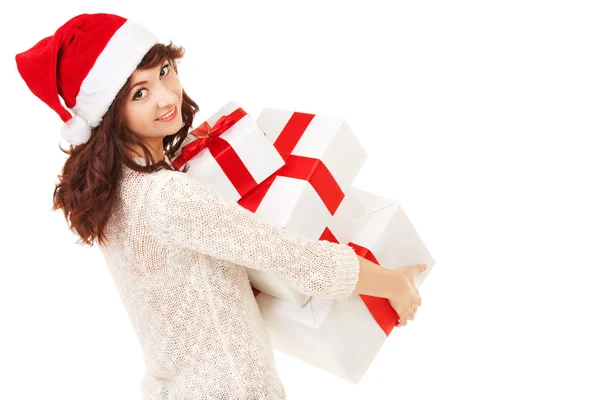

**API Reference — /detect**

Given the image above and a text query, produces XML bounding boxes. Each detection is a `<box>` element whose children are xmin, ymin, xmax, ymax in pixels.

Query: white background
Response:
<box><xmin>1</xmin><ymin>1</ymin><xmax>599</xmax><ymax>399</ymax></box>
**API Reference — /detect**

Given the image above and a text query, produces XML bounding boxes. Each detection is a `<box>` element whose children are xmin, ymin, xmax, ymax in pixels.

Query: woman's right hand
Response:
<box><xmin>389</xmin><ymin>264</ymin><xmax>427</xmax><ymax>328</ymax></box>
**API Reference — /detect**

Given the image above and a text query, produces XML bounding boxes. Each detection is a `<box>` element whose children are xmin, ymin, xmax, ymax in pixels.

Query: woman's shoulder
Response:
<box><xmin>123</xmin><ymin>158</ymin><xmax>221</xmax><ymax>203</ymax></box>
<box><xmin>121</xmin><ymin>160</ymin><xmax>188</xmax><ymax>192</ymax></box>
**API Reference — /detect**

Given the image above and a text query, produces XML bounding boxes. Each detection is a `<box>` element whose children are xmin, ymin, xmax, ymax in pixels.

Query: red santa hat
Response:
<box><xmin>15</xmin><ymin>13</ymin><xmax>159</xmax><ymax>146</ymax></box>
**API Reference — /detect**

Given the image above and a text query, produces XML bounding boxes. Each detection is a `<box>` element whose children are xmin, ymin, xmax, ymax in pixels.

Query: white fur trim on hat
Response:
<box><xmin>64</xmin><ymin>19</ymin><xmax>159</xmax><ymax>146</ymax></box>
<box><xmin>61</xmin><ymin>114</ymin><xmax>92</xmax><ymax>146</ymax></box>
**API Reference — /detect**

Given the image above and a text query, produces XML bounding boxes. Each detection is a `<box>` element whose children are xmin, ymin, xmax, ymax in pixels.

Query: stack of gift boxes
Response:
<box><xmin>171</xmin><ymin>101</ymin><xmax>436</xmax><ymax>384</ymax></box>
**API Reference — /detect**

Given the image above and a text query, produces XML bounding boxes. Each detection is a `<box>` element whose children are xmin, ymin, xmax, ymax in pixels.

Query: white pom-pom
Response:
<box><xmin>61</xmin><ymin>114</ymin><xmax>92</xmax><ymax>146</ymax></box>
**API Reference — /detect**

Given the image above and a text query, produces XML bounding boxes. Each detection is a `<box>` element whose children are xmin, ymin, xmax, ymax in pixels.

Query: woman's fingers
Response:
<box><xmin>400</xmin><ymin>304</ymin><xmax>419</xmax><ymax>326</ymax></box>
<box><xmin>396</xmin><ymin>294</ymin><xmax>424</xmax><ymax>328</ymax></box>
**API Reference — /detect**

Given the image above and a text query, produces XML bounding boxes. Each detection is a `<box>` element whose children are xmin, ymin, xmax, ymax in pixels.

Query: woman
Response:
<box><xmin>15</xmin><ymin>13</ymin><xmax>425</xmax><ymax>400</ymax></box>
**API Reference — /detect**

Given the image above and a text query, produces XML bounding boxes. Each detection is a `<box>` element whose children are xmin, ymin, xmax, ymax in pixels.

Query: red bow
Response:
<box><xmin>175</xmin><ymin>108</ymin><xmax>246</xmax><ymax>168</ymax></box>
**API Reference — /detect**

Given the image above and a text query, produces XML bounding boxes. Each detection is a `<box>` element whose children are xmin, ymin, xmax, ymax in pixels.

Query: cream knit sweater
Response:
<box><xmin>98</xmin><ymin>157</ymin><xmax>361</xmax><ymax>400</ymax></box>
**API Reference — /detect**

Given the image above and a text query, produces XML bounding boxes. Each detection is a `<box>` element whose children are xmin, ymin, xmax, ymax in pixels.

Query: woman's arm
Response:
<box><xmin>146</xmin><ymin>172</ymin><xmax>360</xmax><ymax>300</ymax></box>
<box><xmin>352</xmin><ymin>255</ymin><xmax>403</xmax><ymax>299</ymax></box>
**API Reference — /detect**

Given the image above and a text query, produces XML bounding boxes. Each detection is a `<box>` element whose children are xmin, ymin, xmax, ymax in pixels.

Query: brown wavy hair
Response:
<box><xmin>52</xmin><ymin>41</ymin><xmax>198</xmax><ymax>247</ymax></box>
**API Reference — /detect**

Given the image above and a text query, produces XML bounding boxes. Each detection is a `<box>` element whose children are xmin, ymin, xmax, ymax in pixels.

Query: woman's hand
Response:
<box><xmin>389</xmin><ymin>264</ymin><xmax>427</xmax><ymax>328</ymax></box>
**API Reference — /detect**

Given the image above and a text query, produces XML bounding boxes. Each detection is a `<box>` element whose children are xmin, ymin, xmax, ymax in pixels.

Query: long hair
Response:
<box><xmin>52</xmin><ymin>41</ymin><xmax>198</xmax><ymax>247</ymax></box>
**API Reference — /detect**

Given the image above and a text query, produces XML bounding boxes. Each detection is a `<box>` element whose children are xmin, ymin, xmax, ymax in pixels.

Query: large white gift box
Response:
<box><xmin>239</xmin><ymin>108</ymin><xmax>367</xmax><ymax>306</ymax></box>
<box><xmin>172</xmin><ymin>101</ymin><xmax>285</xmax><ymax>202</ymax></box>
<box><xmin>255</xmin><ymin>187</ymin><xmax>436</xmax><ymax>384</ymax></box>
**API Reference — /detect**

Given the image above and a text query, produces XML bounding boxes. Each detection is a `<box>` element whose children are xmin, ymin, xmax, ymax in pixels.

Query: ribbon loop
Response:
<box><xmin>173</xmin><ymin>107</ymin><xmax>247</xmax><ymax>170</ymax></box>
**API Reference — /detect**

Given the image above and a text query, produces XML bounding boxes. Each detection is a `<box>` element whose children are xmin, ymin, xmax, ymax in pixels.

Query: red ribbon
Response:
<box><xmin>320</xmin><ymin>230</ymin><xmax>398</xmax><ymax>337</ymax></box>
<box><xmin>172</xmin><ymin>107</ymin><xmax>258</xmax><ymax>197</ymax></box>
<box><xmin>272</xmin><ymin>111</ymin><xmax>315</xmax><ymax>160</ymax></box>
<box><xmin>238</xmin><ymin>155</ymin><xmax>343</xmax><ymax>215</ymax></box>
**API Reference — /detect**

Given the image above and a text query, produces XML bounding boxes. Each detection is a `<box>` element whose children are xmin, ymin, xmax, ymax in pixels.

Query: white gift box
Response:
<box><xmin>175</xmin><ymin>101</ymin><xmax>285</xmax><ymax>202</ymax></box>
<box><xmin>244</xmin><ymin>108</ymin><xmax>367</xmax><ymax>306</ymax></box>
<box><xmin>255</xmin><ymin>187</ymin><xmax>436</xmax><ymax>384</ymax></box>
<box><xmin>246</xmin><ymin>189</ymin><xmax>365</xmax><ymax>307</ymax></box>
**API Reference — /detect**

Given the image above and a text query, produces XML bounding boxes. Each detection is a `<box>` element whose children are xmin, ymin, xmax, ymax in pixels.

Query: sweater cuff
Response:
<box><xmin>326</xmin><ymin>243</ymin><xmax>361</xmax><ymax>300</ymax></box>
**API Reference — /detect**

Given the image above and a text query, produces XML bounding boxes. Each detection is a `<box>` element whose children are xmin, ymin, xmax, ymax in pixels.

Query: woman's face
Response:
<box><xmin>122</xmin><ymin>59</ymin><xmax>183</xmax><ymax>159</ymax></box>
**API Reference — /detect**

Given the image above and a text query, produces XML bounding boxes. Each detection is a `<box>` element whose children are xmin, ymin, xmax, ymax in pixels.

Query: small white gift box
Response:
<box><xmin>241</xmin><ymin>108</ymin><xmax>367</xmax><ymax>306</ymax></box>
<box><xmin>173</xmin><ymin>101</ymin><xmax>285</xmax><ymax>202</ymax></box>
<box><xmin>255</xmin><ymin>187</ymin><xmax>436</xmax><ymax>384</ymax></box>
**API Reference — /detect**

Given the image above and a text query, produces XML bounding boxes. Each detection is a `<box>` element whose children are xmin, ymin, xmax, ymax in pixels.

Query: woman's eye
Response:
<box><xmin>160</xmin><ymin>64</ymin><xmax>169</xmax><ymax>77</ymax></box>
<box><xmin>133</xmin><ymin>89</ymin><xmax>146</xmax><ymax>100</ymax></box>
<box><xmin>132</xmin><ymin>64</ymin><xmax>169</xmax><ymax>100</ymax></box>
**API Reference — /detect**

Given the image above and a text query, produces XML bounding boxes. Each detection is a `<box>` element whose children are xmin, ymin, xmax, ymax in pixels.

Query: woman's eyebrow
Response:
<box><xmin>130</xmin><ymin>80</ymin><xmax>149</xmax><ymax>92</ymax></box>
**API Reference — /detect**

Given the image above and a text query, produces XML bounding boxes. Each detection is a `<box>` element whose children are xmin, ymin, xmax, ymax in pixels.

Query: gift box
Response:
<box><xmin>255</xmin><ymin>187</ymin><xmax>436</xmax><ymax>384</ymax></box>
<box><xmin>172</xmin><ymin>101</ymin><xmax>286</xmax><ymax>202</ymax></box>
<box><xmin>240</xmin><ymin>108</ymin><xmax>367</xmax><ymax>306</ymax></box>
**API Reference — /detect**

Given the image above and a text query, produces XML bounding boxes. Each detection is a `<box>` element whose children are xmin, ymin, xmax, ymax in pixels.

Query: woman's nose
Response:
<box><xmin>156</xmin><ymin>85</ymin><xmax>178</xmax><ymax>109</ymax></box>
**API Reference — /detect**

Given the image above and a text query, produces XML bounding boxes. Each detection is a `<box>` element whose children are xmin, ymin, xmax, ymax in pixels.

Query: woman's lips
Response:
<box><xmin>156</xmin><ymin>106</ymin><xmax>177</xmax><ymax>122</ymax></box>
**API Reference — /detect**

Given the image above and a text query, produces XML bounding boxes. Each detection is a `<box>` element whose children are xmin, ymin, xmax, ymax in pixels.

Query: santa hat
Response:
<box><xmin>15</xmin><ymin>13</ymin><xmax>159</xmax><ymax>146</ymax></box>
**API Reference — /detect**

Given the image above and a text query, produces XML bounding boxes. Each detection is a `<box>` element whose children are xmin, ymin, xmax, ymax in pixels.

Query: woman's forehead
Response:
<box><xmin>133</xmin><ymin>62</ymin><xmax>163</xmax><ymax>77</ymax></box>
<box><xmin>128</xmin><ymin>59</ymin><xmax>168</xmax><ymax>89</ymax></box>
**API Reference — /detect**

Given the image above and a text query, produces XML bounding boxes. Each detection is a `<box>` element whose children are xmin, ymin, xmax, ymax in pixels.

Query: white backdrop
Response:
<box><xmin>1</xmin><ymin>1</ymin><xmax>599</xmax><ymax>399</ymax></box>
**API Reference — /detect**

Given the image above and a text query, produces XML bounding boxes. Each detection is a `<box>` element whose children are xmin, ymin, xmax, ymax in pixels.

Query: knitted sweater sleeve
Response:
<box><xmin>146</xmin><ymin>172</ymin><xmax>360</xmax><ymax>300</ymax></box>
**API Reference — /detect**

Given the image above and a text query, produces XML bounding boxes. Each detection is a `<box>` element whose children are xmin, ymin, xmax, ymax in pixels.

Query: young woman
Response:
<box><xmin>15</xmin><ymin>13</ymin><xmax>425</xmax><ymax>400</ymax></box>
